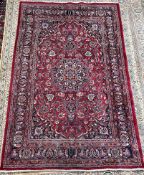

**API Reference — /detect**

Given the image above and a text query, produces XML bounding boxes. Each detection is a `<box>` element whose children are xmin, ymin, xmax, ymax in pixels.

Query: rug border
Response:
<box><xmin>117</xmin><ymin>1</ymin><xmax>144</xmax><ymax>167</ymax></box>
<box><xmin>0</xmin><ymin>0</ymin><xmax>23</xmax><ymax>169</ymax></box>
<box><xmin>0</xmin><ymin>1</ymin><xmax>144</xmax><ymax>171</ymax></box>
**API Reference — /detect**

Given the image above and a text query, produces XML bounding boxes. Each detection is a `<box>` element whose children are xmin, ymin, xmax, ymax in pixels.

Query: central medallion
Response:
<box><xmin>52</xmin><ymin>59</ymin><xmax>88</xmax><ymax>92</ymax></box>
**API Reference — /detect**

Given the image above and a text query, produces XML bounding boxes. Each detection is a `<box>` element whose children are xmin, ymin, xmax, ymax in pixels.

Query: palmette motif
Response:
<box><xmin>1</xmin><ymin>2</ymin><xmax>143</xmax><ymax>169</ymax></box>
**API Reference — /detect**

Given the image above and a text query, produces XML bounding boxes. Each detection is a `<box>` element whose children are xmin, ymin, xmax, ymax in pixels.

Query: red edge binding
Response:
<box><xmin>0</xmin><ymin>1</ymin><xmax>144</xmax><ymax>170</ymax></box>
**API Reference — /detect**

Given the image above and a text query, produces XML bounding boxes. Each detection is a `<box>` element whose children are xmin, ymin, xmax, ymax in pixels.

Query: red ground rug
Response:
<box><xmin>1</xmin><ymin>2</ymin><xmax>144</xmax><ymax>170</ymax></box>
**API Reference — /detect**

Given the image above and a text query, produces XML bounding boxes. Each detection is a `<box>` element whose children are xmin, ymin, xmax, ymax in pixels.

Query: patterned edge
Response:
<box><xmin>0</xmin><ymin>0</ymin><xmax>144</xmax><ymax>174</ymax></box>
<box><xmin>0</xmin><ymin>1</ymin><xmax>6</xmax><ymax>55</ymax></box>
<box><xmin>0</xmin><ymin>1</ymin><xmax>6</xmax><ymax>76</ymax></box>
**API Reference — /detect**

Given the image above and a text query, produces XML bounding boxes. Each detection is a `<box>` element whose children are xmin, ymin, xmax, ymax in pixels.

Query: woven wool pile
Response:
<box><xmin>0</xmin><ymin>0</ymin><xmax>144</xmax><ymax>174</ymax></box>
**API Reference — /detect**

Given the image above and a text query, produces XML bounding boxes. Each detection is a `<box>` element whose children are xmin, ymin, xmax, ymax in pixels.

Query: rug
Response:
<box><xmin>0</xmin><ymin>1</ymin><xmax>144</xmax><ymax>171</ymax></box>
